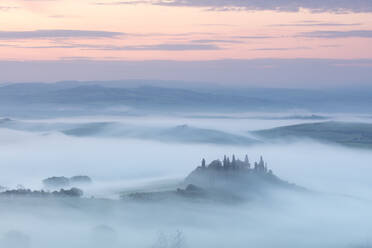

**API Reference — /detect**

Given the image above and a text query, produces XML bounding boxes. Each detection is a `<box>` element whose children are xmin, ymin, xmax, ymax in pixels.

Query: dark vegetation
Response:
<box><xmin>43</xmin><ymin>175</ymin><xmax>92</xmax><ymax>189</ymax></box>
<box><xmin>0</xmin><ymin>188</ymin><xmax>83</xmax><ymax>198</ymax></box>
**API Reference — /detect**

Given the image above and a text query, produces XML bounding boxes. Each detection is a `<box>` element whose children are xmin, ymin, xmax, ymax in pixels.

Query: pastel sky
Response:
<box><xmin>1</xmin><ymin>0</ymin><xmax>372</xmax><ymax>86</ymax></box>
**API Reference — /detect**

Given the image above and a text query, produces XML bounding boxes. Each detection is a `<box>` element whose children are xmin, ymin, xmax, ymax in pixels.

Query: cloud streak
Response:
<box><xmin>0</xmin><ymin>29</ymin><xmax>125</xmax><ymax>40</ymax></box>
<box><xmin>271</xmin><ymin>22</ymin><xmax>362</xmax><ymax>27</ymax></box>
<box><xmin>232</xmin><ymin>35</ymin><xmax>277</xmax><ymax>39</ymax></box>
<box><xmin>85</xmin><ymin>43</ymin><xmax>221</xmax><ymax>51</ymax></box>
<box><xmin>300</xmin><ymin>30</ymin><xmax>372</xmax><ymax>38</ymax></box>
<box><xmin>96</xmin><ymin>0</ymin><xmax>372</xmax><ymax>13</ymax></box>
<box><xmin>13</xmin><ymin>42</ymin><xmax>221</xmax><ymax>51</ymax></box>
<box><xmin>252</xmin><ymin>46</ymin><xmax>312</xmax><ymax>51</ymax></box>
<box><xmin>191</xmin><ymin>39</ymin><xmax>244</xmax><ymax>44</ymax></box>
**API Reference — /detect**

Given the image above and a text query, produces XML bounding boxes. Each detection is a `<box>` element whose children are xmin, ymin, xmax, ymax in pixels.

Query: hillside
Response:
<box><xmin>63</xmin><ymin>123</ymin><xmax>260</xmax><ymax>145</ymax></box>
<box><xmin>0</xmin><ymin>119</ymin><xmax>258</xmax><ymax>145</ymax></box>
<box><xmin>253</xmin><ymin>121</ymin><xmax>372</xmax><ymax>148</ymax></box>
<box><xmin>125</xmin><ymin>155</ymin><xmax>303</xmax><ymax>203</ymax></box>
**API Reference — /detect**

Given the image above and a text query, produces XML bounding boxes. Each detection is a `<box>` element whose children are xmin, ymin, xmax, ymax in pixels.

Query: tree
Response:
<box><xmin>244</xmin><ymin>154</ymin><xmax>251</xmax><ymax>168</ymax></box>
<box><xmin>244</xmin><ymin>155</ymin><xmax>249</xmax><ymax>164</ymax></box>
<box><xmin>201</xmin><ymin>158</ymin><xmax>206</xmax><ymax>168</ymax></box>
<box><xmin>259</xmin><ymin>156</ymin><xmax>264</xmax><ymax>166</ymax></box>
<box><xmin>232</xmin><ymin>154</ymin><xmax>236</xmax><ymax>168</ymax></box>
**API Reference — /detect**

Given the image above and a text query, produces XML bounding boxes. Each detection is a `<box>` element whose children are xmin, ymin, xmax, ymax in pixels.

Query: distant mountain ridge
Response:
<box><xmin>0</xmin><ymin>84</ymin><xmax>281</xmax><ymax>113</ymax></box>
<box><xmin>1</xmin><ymin>81</ymin><xmax>372</xmax><ymax>116</ymax></box>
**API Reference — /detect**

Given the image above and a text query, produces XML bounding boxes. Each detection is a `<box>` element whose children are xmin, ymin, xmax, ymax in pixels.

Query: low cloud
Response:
<box><xmin>271</xmin><ymin>21</ymin><xmax>362</xmax><ymax>27</ymax></box>
<box><xmin>300</xmin><ymin>30</ymin><xmax>372</xmax><ymax>38</ymax></box>
<box><xmin>0</xmin><ymin>29</ymin><xmax>125</xmax><ymax>40</ymax></box>
<box><xmin>13</xmin><ymin>42</ymin><xmax>221</xmax><ymax>51</ymax></box>
<box><xmin>191</xmin><ymin>39</ymin><xmax>244</xmax><ymax>44</ymax></box>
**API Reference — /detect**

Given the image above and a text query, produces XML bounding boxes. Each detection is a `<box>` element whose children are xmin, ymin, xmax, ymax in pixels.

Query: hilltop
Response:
<box><xmin>126</xmin><ymin>155</ymin><xmax>302</xmax><ymax>203</ymax></box>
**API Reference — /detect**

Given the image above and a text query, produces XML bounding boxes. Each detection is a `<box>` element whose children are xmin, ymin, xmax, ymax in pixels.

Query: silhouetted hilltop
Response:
<box><xmin>185</xmin><ymin>155</ymin><xmax>297</xmax><ymax>193</ymax></box>
<box><xmin>125</xmin><ymin>155</ymin><xmax>302</xmax><ymax>202</ymax></box>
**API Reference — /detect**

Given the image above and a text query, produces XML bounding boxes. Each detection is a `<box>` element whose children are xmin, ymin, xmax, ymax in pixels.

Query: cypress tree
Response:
<box><xmin>244</xmin><ymin>155</ymin><xmax>249</xmax><ymax>164</ymax></box>
<box><xmin>202</xmin><ymin>158</ymin><xmax>206</xmax><ymax>168</ymax></box>
<box><xmin>232</xmin><ymin>155</ymin><xmax>236</xmax><ymax>168</ymax></box>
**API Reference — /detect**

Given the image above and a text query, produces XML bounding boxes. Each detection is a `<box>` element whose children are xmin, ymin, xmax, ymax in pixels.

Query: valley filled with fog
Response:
<box><xmin>1</xmin><ymin>111</ymin><xmax>372</xmax><ymax>248</ymax></box>
<box><xmin>2</xmin><ymin>0</ymin><xmax>372</xmax><ymax>243</ymax></box>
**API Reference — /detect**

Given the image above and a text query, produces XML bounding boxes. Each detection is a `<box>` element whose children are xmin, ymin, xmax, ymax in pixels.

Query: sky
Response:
<box><xmin>1</xmin><ymin>0</ymin><xmax>372</xmax><ymax>86</ymax></box>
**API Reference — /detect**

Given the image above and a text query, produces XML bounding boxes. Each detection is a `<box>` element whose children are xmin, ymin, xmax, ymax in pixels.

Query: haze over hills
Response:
<box><xmin>1</xmin><ymin>112</ymin><xmax>372</xmax><ymax>247</ymax></box>
<box><xmin>0</xmin><ymin>81</ymin><xmax>372</xmax><ymax>248</ymax></box>
<box><xmin>0</xmin><ymin>118</ymin><xmax>259</xmax><ymax>146</ymax></box>
<box><xmin>4</xmin><ymin>118</ymin><xmax>372</xmax><ymax>148</ymax></box>
<box><xmin>2</xmin><ymin>0</ymin><xmax>372</xmax><ymax>246</ymax></box>
<box><xmin>63</xmin><ymin>123</ymin><xmax>260</xmax><ymax>145</ymax></box>
<box><xmin>1</xmin><ymin>81</ymin><xmax>372</xmax><ymax>117</ymax></box>
<box><xmin>1</xmin><ymin>153</ymin><xmax>302</xmax><ymax>204</ymax></box>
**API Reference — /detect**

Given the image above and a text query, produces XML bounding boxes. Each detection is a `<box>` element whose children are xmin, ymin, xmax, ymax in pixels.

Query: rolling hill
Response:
<box><xmin>253</xmin><ymin>121</ymin><xmax>372</xmax><ymax>148</ymax></box>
